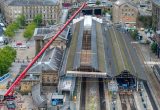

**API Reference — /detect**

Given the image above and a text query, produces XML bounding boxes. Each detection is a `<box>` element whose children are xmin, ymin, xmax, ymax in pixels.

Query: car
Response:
<box><xmin>16</xmin><ymin>42</ymin><xmax>22</xmax><ymax>46</ymax></box>
<box><xmin>20</xmin><ymin>45</ymin><xmax>27</xmax><ymax>48</ymax></box>
<box><xmin>0</xmin><ymin>23</ymin><xmax>5</xmax><ymax>27</ymax></box>
<box><xmin>12</xmin><ymin>44</ymin><xmax>18</xmax><ymax>48</ymax></box>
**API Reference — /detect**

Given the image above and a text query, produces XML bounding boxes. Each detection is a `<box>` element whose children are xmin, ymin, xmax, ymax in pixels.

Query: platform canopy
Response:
<box><xmin>66</xmin><ymin>16</ymin><xmax>106</xmax><ymax>74</ymax></box>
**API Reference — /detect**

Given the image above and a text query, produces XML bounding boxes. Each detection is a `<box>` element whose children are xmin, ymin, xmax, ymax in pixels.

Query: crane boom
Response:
<box><xmin>4</xmin><ymin>3</ymin><xmax>87</xmax><ymax>96</ymax></box>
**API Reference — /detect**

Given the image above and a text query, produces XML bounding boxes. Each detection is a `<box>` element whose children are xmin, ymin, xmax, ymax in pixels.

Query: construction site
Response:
<box><xmin>0</xmin><ymin>2</ymin><xmax>159</xmax><ymax>110</ymax></box>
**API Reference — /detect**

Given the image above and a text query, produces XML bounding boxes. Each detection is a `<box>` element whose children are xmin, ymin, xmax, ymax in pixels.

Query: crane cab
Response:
<box><xmin>6</xmin><ymin>100</ymin><xmax>16</xmax><ymax>110</ymax></box>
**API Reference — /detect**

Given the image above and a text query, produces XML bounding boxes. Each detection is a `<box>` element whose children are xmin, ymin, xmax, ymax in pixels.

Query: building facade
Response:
<box><xmin>152</xmin><ymin>0</ymin><xmax>160</xmax><ymax>31</ymax></box>
<box><xmin>19</xmin><ymin>47</ymin><xmax>63</xmax><ymax>93</ymax></box>
<box><xmin>1</xmin><ymin>0</ymin><xmax>61</xmax><ymax>24</ymax></box>
<box><xmin>113</xmin><ymin>0</ymin><xmax>138</xmax><ymax>27</ymax></box>
<box><xmin>34</xmin><ymin>24</ymin><xmax>70</xmax><ymax>54</ymax></box>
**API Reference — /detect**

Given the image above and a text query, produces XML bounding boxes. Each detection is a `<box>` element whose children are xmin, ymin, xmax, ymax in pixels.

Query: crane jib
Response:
<box><xmin>4</xmin><ymin>2</ymin><xmax>87</xmax><ymax>97</ymax></box>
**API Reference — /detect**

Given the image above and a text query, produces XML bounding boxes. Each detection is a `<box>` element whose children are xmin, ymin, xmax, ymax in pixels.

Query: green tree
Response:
<box><xmin>151</xmin><ymin>42</ymin><xmax>157</xmax><ymax>53</ymax></box>
<box><xmin>33</xmin><ymin>14</ymin><xmax>42</xmax><ymax>26</ymax></box>
<box><xmin>4</xmin><ymin>22</ymin><xmax>19</xmax><ymax>37</ymax></box>
<box><xmin>129</xmin><ymin>29</ymin><xmax>138</xmax><ymax>40</ymax></box>
<box><xmin>137</xmin><ymin>16</ymin><xmax>152</xmax><ymax>28</ymax></box>
<box><xmin>96</xmin><ymin>1</ymin><xmax>101</xmax><ymax>5</ymax></box>
<box><xmin>23</xmin><ymin>22</ymin><xmax>37</xmax><ymax>39</ymax></box>
<box><xmin>0</xmin><ymin>46</ymin><xmax>16</xmax><ymax>76</ymax></box>
<box><xmin>17</xmin><ymin>14</ymin><xmax>26</xmax><ymax>27</ymax></box>
<box><xmin>10</xmin><ymin>22</ymin><xmax>19</xmax><ymax>31</ymax></box>
<box><xmin>4</xmin><ymin>28</ymin><xmax>14</xmax><ymax>37</ymax></box>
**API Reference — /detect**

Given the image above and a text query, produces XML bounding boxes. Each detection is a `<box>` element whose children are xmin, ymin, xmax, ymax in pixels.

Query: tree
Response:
<box><xmin>0</xmin><ymin>46</ymin><xmax>16</xmax><ymax>76</ymax></box>
<box><xmin>17</xmin><ymin>14</ymin><xmax>26</xmax><ymax>27</ymax></box>
<box><xmin>96</xmin><ymin>1</ymin><xmax>101</xmax><ymax>5</ymax></box>
<box><xmin>151</xmin><ymin>42</ymin><xmax>157</xmax><ymax>53</ymax></box>
<box><xmin>137</xmin><ymin>16</ymin><xmax>152</xmax><ymax>28</ymax></box>
<box><xmin>4</xmin><ymin>28</ymin><xmax>14</xmax><ymax>37</ymax></box>
<box><xmin>129</xmin><ymin>29</ymin><xmax>138</xmax><ymax>40</ymax></box>
<box><xmin>4</xmin><ymin>22</ymin><xmax>19</xmax><ymax>37</ymax></box>
<box><xmin>10</xmin><ymin>22</ymin><xmax>19</xmax><ymax>31</ymax></box>
<box><xmin>33</xmin><ymin>14</ymin><xmax>42</xmax><ymax>26</ymax></box>
<box><xmin>23</xmin><ymin>22</ymin><xmax>37</xmax><ymax>39</ymax></box>
<box><xmin>102</xmin><ymin>9</ymin><xmax>111</xmax><ymax>15</ymax></box>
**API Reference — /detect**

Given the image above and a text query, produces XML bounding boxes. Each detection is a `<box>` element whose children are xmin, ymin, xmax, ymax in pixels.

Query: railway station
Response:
<box><xmin>60</xmin><ymin>14</ymin><xmax>146</xmax><ymax>93</ymax></box>
<box><xmin>0</xmin><ymin>2</ymin><xmax>156</xmax><ymax>110</ymax></box>
<box><xmin>62</xmin><ymin>15</ymin><xmax>108</xmax><ymax>78</ymax></box>
<box><xmin>105</xmin><ymin>26</ymin><xmax>146</xmax><ymax>91</ymax></box>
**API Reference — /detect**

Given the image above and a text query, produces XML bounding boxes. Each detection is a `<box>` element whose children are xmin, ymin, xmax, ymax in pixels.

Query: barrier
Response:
<box><xmin>0</xmin><ymin>73</ymin><xmax>10</xmax><ymax>82</ymax></box>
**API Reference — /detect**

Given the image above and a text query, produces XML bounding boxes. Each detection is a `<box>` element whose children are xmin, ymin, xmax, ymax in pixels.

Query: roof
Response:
<box><xmin>105</xmin><ymin>27</ymin><xmax>145</xmax><ymax>80</ymax></box>
<box><xmin>27</xmin><ymin>47</ymin><xmax>63</xmax><ymax>74</ymax></box>
<box><xmin>58</xmin><ymin>77</ymin><xmax>76</xmax><ymax>92</ymax></box>
<box><xmin>60</xmin><ymin>9</ymin><xmax>69</xmax><ymax>24</ymax></box>
<box><xmin>153</xmin><ymin>64</ymin><xmax>160</xmax><ymax>75</ymax></box>
<box><xmin>34</xmin><ymin>24</ymin><xmax>69</xmax><ymax>41</ymax></box>
<box><xmin>9</xmin><ymin>0</ymin><xmax>59</xmax><ymax>6</ymax></box>
<box><xmin>84</xmin><ymin>16</ymin><xmax>92</xmax><ymax>30</ymax></box>
<box><xmin>152</xmin><ymin>0</ymin><xmax>160</xmax><ymax>6</ymax></box>
<box><xmin>114</xmin><ymin>0</ymin><xmax>137</xmax><ymax>8</ymax></box>
<box><xmin>114</xmin><ymin>0</ymin><xmax>127</xmax><ymax>6</ymax></box>
<box><xmin>32</xmin><ymin>84</ymin><xmax>47</xmax><ymax>107</ymax></box>
<box><xmin>66</xmin><ymin>16</ymin><xmax>106</xmax><ymax>73</ymax></box>
<box><xmin>52</xmin><ymin>94</ymin><xmax>64</xmax><ymax>99</ymax></box>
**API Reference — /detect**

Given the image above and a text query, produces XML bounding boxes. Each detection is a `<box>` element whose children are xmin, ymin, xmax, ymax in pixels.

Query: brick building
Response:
<box><xmin>113</xmin><ymin>0</ymin><xmax>138</xmax><ymax>27</ymax></box>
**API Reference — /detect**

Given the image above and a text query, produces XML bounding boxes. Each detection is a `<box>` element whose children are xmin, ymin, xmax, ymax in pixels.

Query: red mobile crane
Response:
<box><xmin>4</xmin><ymin>3</ymin><xmax>87</xmax><ymax>97</ymax></box>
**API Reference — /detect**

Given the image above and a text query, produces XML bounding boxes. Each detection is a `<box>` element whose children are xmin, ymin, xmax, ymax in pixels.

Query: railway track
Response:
<box><xmin>80</xmin><ymin>78</ymin><xmax>106</xmax><ymax>110</ymax></box>
<box><xmin>132</xmin><ymin>42</ymin><xmax>159</xmax><ymax>110</ymax></box>
<box><xmin>119</xmin><ymin>93</ymin><xmax>137</xmax><ymax>110</ymax></box>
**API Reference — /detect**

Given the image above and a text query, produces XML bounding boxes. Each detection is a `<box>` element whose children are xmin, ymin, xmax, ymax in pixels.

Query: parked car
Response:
<box><xmin>16</xmin><ymin>42</ymin><xmax>22</xmax><ymax>46</ymax></box>
<box><xmin>20</xmin><ymin>45</ymin><xmax>27</xmax><ymax>48</ymax></box>
<box><xmin>12</xmin><ymin>44</ymin><xmax>18</xmax><ymax>48</ymax></box>
<box><xmin>0</xmin><ymin>23</ymin><xmax>5</xmax><ymax>27</ymax></box>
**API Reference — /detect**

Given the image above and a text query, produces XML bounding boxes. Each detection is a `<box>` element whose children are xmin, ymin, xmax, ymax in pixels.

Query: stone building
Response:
<box><xmin>34</xmin><ymin>24</ymin><xmax>70</xmax><ymax>54</ymax></box>
<box><xmin>0</xmin><ymin>0</ymin><xmax>61</xmax><ymax>24</ymax></box>
<box><xmin>152</xmin><ymin>0</ymin><xmax>160</xmax><ymax>31</ymax></box>
<box><xmin>113</xmin><ymin>0</ymin><xmax>138</xmax><ymax>27</ymax></box>
<box><xmin>19</xmin><ymin>47</ymin><xmax>63</xmax><ymax>93</ymax></box>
